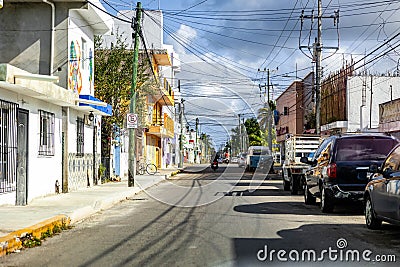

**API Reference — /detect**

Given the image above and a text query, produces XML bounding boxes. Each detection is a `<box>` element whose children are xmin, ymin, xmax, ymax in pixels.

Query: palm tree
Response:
<box><xmin>257</xmin><ymin>103</ymin><xmax>270</xmax><ymax>132</ymax></box>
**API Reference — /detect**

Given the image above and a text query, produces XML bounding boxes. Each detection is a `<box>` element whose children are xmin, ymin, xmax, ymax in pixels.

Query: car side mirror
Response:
<box><xmin>383</xmin><ymin>167</ymin><xmax>393</xmax><ymax>178</ymax></box>
<box><xmin>369</xmin><ymin>164</ymin><xmax>378</xmax><ymax>173</ymax></box>
<box><xmin>300</xmin><ymin>156</ymin><xmax>309</xmax><ymax>164</ymax></box>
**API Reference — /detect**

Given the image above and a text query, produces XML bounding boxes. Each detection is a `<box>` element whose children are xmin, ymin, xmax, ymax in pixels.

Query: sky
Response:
<box><xmin>101</xmin><ymin>0</ymin><xmax>400</xmax><ymax>149</ymax></box>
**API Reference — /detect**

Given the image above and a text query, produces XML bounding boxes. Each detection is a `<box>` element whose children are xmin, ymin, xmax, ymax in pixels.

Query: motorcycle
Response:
<box><xmin>211</xmin><ymin>161</ymin><xmax>219</xmax><ymax>171</ymax></box>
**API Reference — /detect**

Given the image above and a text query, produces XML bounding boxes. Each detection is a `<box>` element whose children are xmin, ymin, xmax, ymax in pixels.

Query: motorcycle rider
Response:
<box><xmin>211</xmin><ymin>153</ymin><xmax>220</xmax><ymax>170</ymax></box>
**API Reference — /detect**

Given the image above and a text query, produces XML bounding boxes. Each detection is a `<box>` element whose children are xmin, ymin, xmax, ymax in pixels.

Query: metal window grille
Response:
<box><xmin>0</xmin><ymin>100</ymin><xmax>18</xmax><ymax>194</ymax></box>
<box><xmin>39</xmin><ymin>110</ymin><xmax>55</xmax><ymax>156</ymax></box>
<box><xmin>77</xmin><ymin>117</ymin><xmax>84</xmax><ymax>156</ymax></box>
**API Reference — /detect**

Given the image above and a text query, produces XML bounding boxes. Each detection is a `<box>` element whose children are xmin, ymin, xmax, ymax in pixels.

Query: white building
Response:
<box><xmin>0</xmin><ymin>1</ymin><xmax>112</xmax><ymax>205</ymax></box>
<box><xmin>321</xmin><ymin>75</ymin><xmax>400</xmax><ymax>133</ymax></box>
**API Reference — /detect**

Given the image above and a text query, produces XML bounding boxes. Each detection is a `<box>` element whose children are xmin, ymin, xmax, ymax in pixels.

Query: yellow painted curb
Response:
<box><xmin>0</xmin><ymin>215</ymin><xmax>70</xmax><ymax>257</ymax></box>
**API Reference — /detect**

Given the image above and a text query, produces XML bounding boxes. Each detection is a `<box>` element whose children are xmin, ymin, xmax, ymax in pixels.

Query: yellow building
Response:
<box><xmin>142</xmin><ymin>49</ymin><xmax>174</xmax><ymax>169</ymax></box>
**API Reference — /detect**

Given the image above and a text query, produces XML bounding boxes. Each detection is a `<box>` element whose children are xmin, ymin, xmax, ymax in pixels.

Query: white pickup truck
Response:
<box><xmin>282</xmin><ymin>134</ymin><xmax>321</xmax><ymax>195</ymax></box>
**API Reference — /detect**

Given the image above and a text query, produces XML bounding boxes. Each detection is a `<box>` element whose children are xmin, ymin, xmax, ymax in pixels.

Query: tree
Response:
<box><xmin>94</xmin><ymin>34</ymin><xmax>157</xmax><ymax>179</ymax></box>
<box><xmin>244</xmin><ymin>118</ymin><xmax>262</xmax><ymax>146</ymax></box>
<box><xmin>257</xmin><ymin>103</ymin><xmax>277</xmax><ymax>147</ymax></box>
<box><xmin>304</xmin><ymin>110</ymin><xmax>316</xmax><ymax>130</ymax></box>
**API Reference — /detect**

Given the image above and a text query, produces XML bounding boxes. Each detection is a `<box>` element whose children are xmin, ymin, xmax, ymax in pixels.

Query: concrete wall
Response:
<box><xmin>347</xmin><ymin>76</ymin><xmax>400</xmax><ymax>132</ymax></box>
<box><xmin>0</xmin><ymin>2</ymin><xmax>83</xmax><ymax>80</ymax></box>
<box><xmin>0</xmin><ymin>90</ymin><xmax>62</xmax><ymax>204</ymax></box>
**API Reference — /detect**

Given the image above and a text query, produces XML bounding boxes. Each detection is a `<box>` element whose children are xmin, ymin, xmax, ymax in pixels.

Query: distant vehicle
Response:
<box><xmin>364</xmin><ymin>143</ymin><xmax>400</xmax><ymax>229</ymax></box>
<box><xmin>282</xmin><ymin>135</ymin><xmax>321</xmax><ymax>195</ymax></box>
<box><xmin>245</xmin><ymin>146</ymin><xmax>272</xmax><ymax>172</ymax></box>
<box><xmin>237</xmin><ymin>152</ymin><xmax>247</xmax><ymax>168</ymax></box>
<box><xmin>211</xmin><ymin>160</ymin><xmax>218</xmax><ymax>171</ymax></box>
<box><xmin>301</xmin><ymin>133</ymin><xmax>399</xmax><ymax>213</ymax></box>
<box><xmin>230</xmin><ymin>156</ymin><xmax>238</xmax><ymax>163</ymax></box>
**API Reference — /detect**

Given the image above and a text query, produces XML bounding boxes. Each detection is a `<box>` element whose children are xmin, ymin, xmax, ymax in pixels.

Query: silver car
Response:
<box><xmin>237</xmin><ymin>153</ymin><xmax>247</xmax><ymax>167</ymax></box>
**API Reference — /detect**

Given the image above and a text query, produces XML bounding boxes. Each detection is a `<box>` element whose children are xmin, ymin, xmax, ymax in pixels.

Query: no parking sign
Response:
<box><xmin>127</xmin><ymin>113</ymin><xmax>138</xmax><ymax>128</ymax></box>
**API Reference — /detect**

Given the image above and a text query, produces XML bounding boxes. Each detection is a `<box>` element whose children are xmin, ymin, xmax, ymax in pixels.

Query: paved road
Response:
<box><xmin>2</xmin><ymin>165</ymin><xmax>400</xmax><ymax>266</ymax></box>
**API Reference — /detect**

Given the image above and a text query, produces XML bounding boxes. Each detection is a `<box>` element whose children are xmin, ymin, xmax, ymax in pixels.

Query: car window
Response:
<box><xmin>382</xmin><ymin>145</ymin><xmax>400</xmax><ymax>172</ymax></box>
<box><xmin>317</xmin><ymin>142</ymin><xmax>332</xmax><ymax>162</ymax></box>
<box><xmin>314</xmin><ymin>138</ymin><xmax>332</xmax><ymax>160</ymax></box>
<box><xmin>336</xmin><ymin>138</ymin><xmax>398</xmax><ymax>161</ymax></box>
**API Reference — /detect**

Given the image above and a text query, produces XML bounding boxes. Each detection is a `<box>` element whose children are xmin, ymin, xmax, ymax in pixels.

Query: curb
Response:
<box><xmin>0</xmin><ymin>169</ymin><xmax>178</xmax><ymax>257</ymax></box>
<box><xmin>0</xmin><ymin>215</ymin><xmax>70</xmax><ymax>257</ymax></box>
<box><xmin>165</xmin><ymin>169</ymin><xmax>181</xmax><ymax>179</ymax></box>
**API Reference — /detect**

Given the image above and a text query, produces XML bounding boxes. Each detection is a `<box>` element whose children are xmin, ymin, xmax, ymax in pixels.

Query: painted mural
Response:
<box><xmin>69</xmin><ymin>41</ymin><xmax>82</xmax><ymax>94</ymax></box>
<box><xmin>89</xmin><ymin>48</ymin><xmax>93</xmax><ymax>94</ymax></box>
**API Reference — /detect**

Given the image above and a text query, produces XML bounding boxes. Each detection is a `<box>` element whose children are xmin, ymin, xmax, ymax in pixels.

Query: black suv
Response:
<box><xmin>300</xmin><ymin>133</ymin><xmax>399</xmax><ymax>213</ymax></box>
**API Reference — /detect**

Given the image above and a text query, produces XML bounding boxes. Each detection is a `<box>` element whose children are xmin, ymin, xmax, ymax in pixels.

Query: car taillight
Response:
<box><xmin>327</xmin><ymin>163</ymin><xmax>337</xmax><ymax>178</ymax></box>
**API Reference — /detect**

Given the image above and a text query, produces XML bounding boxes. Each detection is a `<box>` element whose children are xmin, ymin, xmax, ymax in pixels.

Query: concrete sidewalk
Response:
<box><xmin>0</xmin><ymin>167</ymin><xmax>185</xmax><ymax>256</ymax></box>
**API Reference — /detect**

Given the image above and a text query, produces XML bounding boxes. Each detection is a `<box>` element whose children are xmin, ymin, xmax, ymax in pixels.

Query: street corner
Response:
<box><xmin>0</xmin><ymin>215</ymin><xmax>70</xmax><ymax>257</ymax></box>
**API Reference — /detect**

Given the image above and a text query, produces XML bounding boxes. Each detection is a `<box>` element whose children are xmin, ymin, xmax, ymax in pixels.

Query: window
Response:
<box><xmin>39</xmin><ymin>110</ymin><xmax>55</xmax><ymax>156</ymax></box>
<box><xmin>81</xmin><ymin>38</ymin><xmax>87</xmax><ymax>70</ymax></box>
<box><xmin>77</xmin><ymin>117</ymin><xmax>84</xmax><ymax>156</ymax></box>
<box><xmin>0</xmin><ymin>100</ymin><xmax>18</xmax><ymax>193</ymax></box>
<box><xmin>283</xmin><ymin>106</ymin><xmax>289</xmax><ymax>115</ymax></box>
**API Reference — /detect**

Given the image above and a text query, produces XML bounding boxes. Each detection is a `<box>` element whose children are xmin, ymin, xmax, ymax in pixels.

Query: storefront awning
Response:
<box><xmin>76</xmin><ymin>95</ymin><xmax>112</xmax><ymax>116</ymax></box>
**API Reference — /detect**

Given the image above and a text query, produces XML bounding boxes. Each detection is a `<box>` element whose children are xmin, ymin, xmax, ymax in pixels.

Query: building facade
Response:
<box><xmin>275</xmin><ymin>72</ymin><xmax>315</xmax><ymax>156</ymax></box>
<box><xmin>0</xmin><ymin>0</ymin><xmax>112</xmax><ymax>205</ymax></box>
<box><xmin>102</xmin><ymin>9</ymin><xmax>181</xmax><ymax>175</ymax></box>
<box><xmin>321</xmin><ymin>66</ymin><xmax>400</xmax><ymax>133</ymax></box>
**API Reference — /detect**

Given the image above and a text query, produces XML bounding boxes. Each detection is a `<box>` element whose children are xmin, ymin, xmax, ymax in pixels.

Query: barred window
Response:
<box><xmin>39</xmin><ymin>110</ymin><xmax>55</xmax><ymax>156</ymax></box>
<box><xmin>77</xmin><ymin>117</ymin><xmax>84</xmax><ymax>156</ymax></box>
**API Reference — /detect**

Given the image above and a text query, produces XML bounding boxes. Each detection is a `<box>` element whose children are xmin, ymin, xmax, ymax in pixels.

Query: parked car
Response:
<box><xmin>300</xmin><ymin>133</ymin><xmax>399</xmax><ymax>213</ymax></box>
<box><xmin>246</xmin><ymin>146</ymin><xmax>271</xmax><ymax>171</ymax></box>
<box><xmin>238</xmin><ymin>153</ymin><xmax>247</xmax><ymax>167</ymax></box>
<box><xmin>258</xmin><ymin>155</ymin><xmax>274</xmax><ymax>174</ymax></box>
<box><xmin>364</xmin><ymin>143</ymin><xmax>400</xmax><ymax>229</ymax></box>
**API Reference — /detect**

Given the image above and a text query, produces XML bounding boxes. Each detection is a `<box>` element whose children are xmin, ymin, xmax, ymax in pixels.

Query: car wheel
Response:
<box><xmin>304</xmin><ymin>184</ymin><xmax>316</xmax><ymax>205</ymax></box>
<box><xmin>365</xmin><ymin>197</ymin><xmax>382</xmax><ymax>230</ymax></box>
<box><xmin>290</xmin><ymin>174</ymin><xmax>299</xmax><ymax>195</ymax></box>
<box><xmin>282</xmin><ymin>172</ymin><xmax>290</xmax><ymax>191</ymax></box>
<box><xmin>320</xmin><ymin>187</ymin><xmax>334</xmax><ymax>213</ymax></box>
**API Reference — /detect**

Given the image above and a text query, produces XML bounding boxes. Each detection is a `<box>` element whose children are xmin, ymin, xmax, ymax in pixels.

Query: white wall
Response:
<box><xmin>347</xmin><ymin>76</ymin><xmax>400</xmax><ymax>132</ymax></box>
<box><xmin>0</xmin><ymin>89</ymin><xmax>63</xmax><ymax>204</ymax></box>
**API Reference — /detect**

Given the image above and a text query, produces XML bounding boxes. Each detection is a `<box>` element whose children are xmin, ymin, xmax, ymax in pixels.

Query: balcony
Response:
<box><xmin>147</xmin><ymin>113</ymin><xmax>174</xmax><ymax>138</ymax></box>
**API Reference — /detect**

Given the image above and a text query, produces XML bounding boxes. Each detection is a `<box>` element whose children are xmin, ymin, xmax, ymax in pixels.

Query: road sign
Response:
<box><xmin>127</xmin><ymin>113</ymin><xmax>138</xmax><ymax>128</ymax></box>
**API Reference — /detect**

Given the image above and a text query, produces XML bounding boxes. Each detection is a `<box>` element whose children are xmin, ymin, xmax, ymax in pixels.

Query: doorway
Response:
<box><xmin>16</xmin><ymin>109</ymin><xmax>28</xmax><ymax>205</ymax></box>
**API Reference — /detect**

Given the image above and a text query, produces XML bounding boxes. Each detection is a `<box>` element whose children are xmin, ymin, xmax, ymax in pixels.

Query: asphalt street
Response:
<box><xmin>2</xmin><ymin>164</ymin><xmax>400</xmax><ymax>266</ymax></box>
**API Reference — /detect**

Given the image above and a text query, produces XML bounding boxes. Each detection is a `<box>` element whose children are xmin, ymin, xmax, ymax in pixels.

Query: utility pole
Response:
<box><xmin>370</xmin><ymin>75</ymin><xmax>373</xmax><ymax>129</ymax></box>
<box><xmin>195</xmin><ymin>118</ymin><xmax>199</xmax><ymax>163</ymax></box>
<box><xmin>179</xmin><ymin>96</ymin><xmax>184</xmax><ymax>168</ymax></box>
<box><xmin>179</xmin><ymin>90</ymin><xmax>184</xmax><ymax>168</ymax></box>
<box><xmin>238</xmin><ymin>114</ymin><xmax>242</xmax><ymax>153</ymax></box>
<box><xmin>258</xmin><ymin>68</ymin><xmax>273</xmax><ymax>151</ymax></box>
<box><xmin>300</xmin><ymin>0</ymin><xmax>339</xmax><ymax>135</ymax></box>
<box><xmin>128</xmin><ymin>2</ymin><xmax>142</xmax><ymax>187</ymax></box>
<box><xmin>242</xmin><ymin>117</ymin><xmax>246</xmax><ymax>151</ymax></box>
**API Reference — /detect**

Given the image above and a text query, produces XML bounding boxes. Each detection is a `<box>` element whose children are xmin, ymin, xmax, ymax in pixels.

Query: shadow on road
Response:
<box><xmin>233</xmin><ymin>201</ymin><xmax>365</xmax><ymax>216</ymax></box>
<box><xmin>224</xmin><ymin>189</ymin><xmax>283</xmax><ymax>197</ymax></box>
<box><xmin>232</xmin><ymin>223</ymin><xmax>400</xmax><ymax>266</ymax></box>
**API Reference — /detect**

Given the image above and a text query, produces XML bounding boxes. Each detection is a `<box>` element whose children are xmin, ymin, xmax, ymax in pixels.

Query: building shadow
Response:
<box><xmin>232</xmin><ymin>223</ymin><xmax>400</xmax><ymax>266</ymax></box>
<box><xmin>233</xmin><ymin>201</ymin><xmax>365</xmax><ymax>216</ymax></box>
